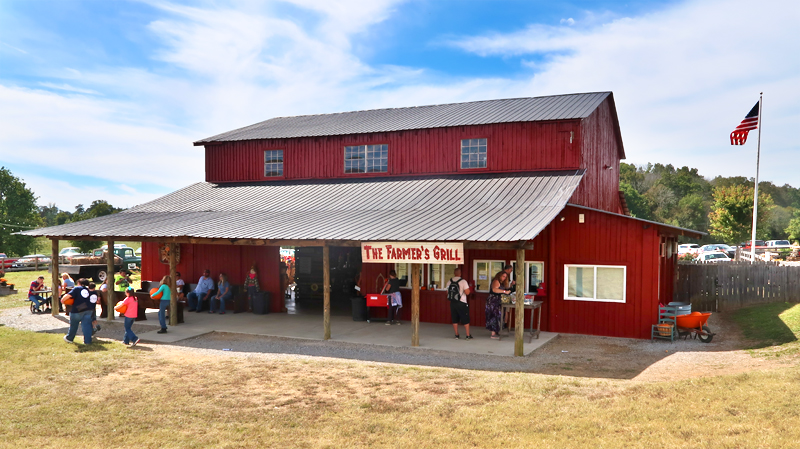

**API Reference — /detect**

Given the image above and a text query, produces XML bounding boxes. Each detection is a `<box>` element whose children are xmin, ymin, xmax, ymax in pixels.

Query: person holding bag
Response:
<box><xmin>381</xmin><ymin>270</ymin><xmax>402</xmax><ymax>325</ymax></box>
<box><xmin>117</xmin><ymin>288</ymin><xmax>140</xmax><ymax>346</ymax></box>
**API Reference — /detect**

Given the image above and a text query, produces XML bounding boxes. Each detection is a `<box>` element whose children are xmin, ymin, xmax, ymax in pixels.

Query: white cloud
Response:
<box><xmin>38</xmin><ymin>82</ymin><xmax>100</xmax><ymax>95</ymax></box>
<box><xmin>3</xmin><ymin>0</ymin><xmax>799</xmax><ymax>214</ymax></box>
<box><xmin>447</xmin><ymin>0</ymin><xmax>800</xmax><ymax>186</ymax></box>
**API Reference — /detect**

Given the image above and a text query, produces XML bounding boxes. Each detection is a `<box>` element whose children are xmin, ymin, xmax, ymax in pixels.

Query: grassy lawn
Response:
<box><xmin>731</xmin><ymin>302</ymin><xmax>800</xmax><ymax>358</ymax></box>
<box><xmin>0</xmin><ymin>270</ymin><xmax>142</xmax><ymax>310</ymax></box>
<box><xmin>1</xmin><ymin>325</ymin><xmax>799</xmax><ymax>448</ymax></box>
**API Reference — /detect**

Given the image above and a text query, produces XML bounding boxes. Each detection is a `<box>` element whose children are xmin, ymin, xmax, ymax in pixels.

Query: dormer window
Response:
<box><xmin>344</xmin><ymin>144</ymin><xmax>388</xmax><ymax>174</ymax></box>
<box><xmin>264</xmin><ymin>150</ymin><xmax>284</xmax><ymax>177</ymax></box>
<box><xmin>461</xmin><ymin>138</ymin><xmax>487</xmax><ymax>169</ymax></box>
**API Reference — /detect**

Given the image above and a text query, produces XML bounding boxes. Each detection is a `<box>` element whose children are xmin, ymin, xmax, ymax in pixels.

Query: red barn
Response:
<box><xmin>23</xmin><ymin>92</ymin><xmax>701</xmax><ymax>345</ymax></box>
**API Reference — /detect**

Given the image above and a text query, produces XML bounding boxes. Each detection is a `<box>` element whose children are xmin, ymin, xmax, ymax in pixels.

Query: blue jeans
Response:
<box><xmin>210</xmin><ymin>292</ymin><xmax>232</xmax><ymax>313</ymax></box>
<box><xmin>123</xmin><ymin>317</ymin><xmax>138</xmax><ymax>344</ymax></box>
<box><xmin>66</xmin><ymin>310</ymin><xmax>94</xmax><ymax>344</ymax></box>
<box><xmin>28</xmin><ymin>295</ymin><xmax>42</xmax><ymax>310</ymax></box>
<box><xmin>158</xmin><ymin>300</ymin><xmax>170</xmax><ymax>330</ymax></box>
<box><xmin>187</xmin><ymin>291</ymin><xmax>209</xmax><ymax>311</ymax></box>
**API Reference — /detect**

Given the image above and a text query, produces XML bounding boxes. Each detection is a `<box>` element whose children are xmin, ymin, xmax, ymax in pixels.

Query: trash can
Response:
<box><xmin>252</xmin><ymin>291</ymin><xmax>271</xmax><ymax>315</ymax></box>
<box><xmin>351</xmin><ymin>296</ymin><xmax>368</xmax><ymax>321</ymax></box>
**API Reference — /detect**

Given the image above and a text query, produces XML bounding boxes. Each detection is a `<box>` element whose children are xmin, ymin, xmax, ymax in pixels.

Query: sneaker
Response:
<box><xmin>454</xmin><ymin>334</ymin><xmax>460</xmax><ymax>339</ymax></box>
<box><xmin>465</xmin><ymin>335</ymin><xmax>474</xmax><ymax>340</ymax></box>
<box><xmin>95</xmin><ymin>324</ymin><xmax>101</xmax><ymax>332</ymax></box>
<box><xmin>157</xmin><ymin>329</ymin><xmax>167</xmax><ymax>334</ymax></box>
<box><xmin>490</xmin><ymin>335</ymin><xmax>500</xmax><ymax>340</ymax></box>
<box><xmin>63</xmin><ymin>335</ymin><xmax>75</xmax><ymax>344</ymax></box>
<box><xmin>394</xmin><ymin>321</ymin><xmax>401</xmax><ymax>325</ymax></box>
<box><xmin>131</xmin><ymin>338</ymin><xmax>140</xmax><ymax>347</ymax></box>
<box><xmin>385</xmin><ymin>321</ymin><xmax>392</xmax><ymax>325</ymax></box>
<box><xmin>219</xmin><ymin>311</ymin><xmax>226</xmax><ymax>315</ymax></box>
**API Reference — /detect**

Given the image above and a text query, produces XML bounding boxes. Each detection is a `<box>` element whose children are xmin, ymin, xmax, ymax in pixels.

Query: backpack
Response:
<box><xmin>447</xmin><ymin>278</ymin><xmax>462</xmax><ymax>302</ymax></box>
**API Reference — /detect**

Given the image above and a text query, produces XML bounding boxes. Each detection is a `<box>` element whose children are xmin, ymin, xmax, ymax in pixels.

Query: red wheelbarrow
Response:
<box><xmin>675</xmin><ymin>312</ymin><xmax>715</xmax><ymax>343</ymax></box>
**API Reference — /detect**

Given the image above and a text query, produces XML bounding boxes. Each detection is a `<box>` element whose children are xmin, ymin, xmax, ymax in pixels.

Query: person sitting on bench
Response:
<box><xmin>209</xmin><ymin>273</ymin><xmax>231</xmax><ymax>314</ymax></box>
<box><xmin>187</xmin><ymin>269</ymin><xmax>214</xmax><ymax>312</ymax></box>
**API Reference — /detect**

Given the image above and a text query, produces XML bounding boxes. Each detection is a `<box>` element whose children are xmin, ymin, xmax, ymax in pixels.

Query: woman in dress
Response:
<box><xmin>485</xmin><ymin>271</ymin><xmax>511</xmax><ymax>339</ymax></box>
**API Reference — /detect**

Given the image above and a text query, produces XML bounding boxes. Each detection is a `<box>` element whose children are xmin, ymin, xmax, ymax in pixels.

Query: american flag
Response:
<box><xmin>730</xmin><ymin>101</ymin><xmax>760</xmax><ymax>145</ymax></box>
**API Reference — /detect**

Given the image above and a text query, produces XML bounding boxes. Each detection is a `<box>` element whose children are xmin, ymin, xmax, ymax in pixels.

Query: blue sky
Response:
<box><xmin>1</xmin><ymin>0</ymin><xmax>798</xmax><ymax>210</ymax></box>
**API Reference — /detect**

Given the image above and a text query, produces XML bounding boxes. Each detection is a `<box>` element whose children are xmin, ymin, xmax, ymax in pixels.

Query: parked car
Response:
<box><xmin>678</xmin><ymin>244</ymin><xmax>701</xmax><ymax>256</ymax></box>
<box><xmin>0</xmin><ymin>253</ymin><xmax>19</xmax><ymax>269</ymax></box>
<box><xmin>59</xmin><ymin>247</ymin><xmax>83</xmax><ymax>256</ymax></box>
<box><xmin>699</xmin><ymin>244</ymin><xmax>736</xmax><ymax>258</ymax></box>
<box><xmin>739</xmin><ymin>240</ymin><xmax>766</xmax><ymax>249</ymax></box>
<box><xmin>765</xmin><ymin>240</ymin><xmax>792</xmax><ymax>249</ymax></box>
<box><xmin>697</xmin><ymin>251</ymin><xmax>732</xmax><ymax>263</ymax></box>
<box><xmin>12</xmin><ymin>254</ymin><xmax>51</xmax><ymax>267</ymax></box>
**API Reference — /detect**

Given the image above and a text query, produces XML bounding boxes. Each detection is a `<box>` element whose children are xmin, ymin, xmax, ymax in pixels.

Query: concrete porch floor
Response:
<box><xmin>136</xmin><ymin>309</ymin><xmax>557</xmax><ymax>357</ymax></box>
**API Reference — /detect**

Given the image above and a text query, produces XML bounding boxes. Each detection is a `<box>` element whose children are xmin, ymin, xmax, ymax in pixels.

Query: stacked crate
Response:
<box><xmin>651</xmin><ymin>303</ymin><xmax>691</xmax><ymax>341</ymax></box>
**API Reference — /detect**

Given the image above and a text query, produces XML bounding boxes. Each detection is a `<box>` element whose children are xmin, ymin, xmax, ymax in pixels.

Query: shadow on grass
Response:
<box><xmin>70</xmin><ymin>339</ymin><xmax>115</xmax><ymax>352</ymax></box>
<box><xmin>731</xmin><ymin>302</ymin><xmax>800</xmax><ymax>349</ymax></box>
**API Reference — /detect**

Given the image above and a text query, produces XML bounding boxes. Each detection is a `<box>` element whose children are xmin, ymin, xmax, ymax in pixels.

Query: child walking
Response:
<box><xmin>120</xmin><ymin>288</ymin><xmax>140</xmax><ymax>346</ymax></box>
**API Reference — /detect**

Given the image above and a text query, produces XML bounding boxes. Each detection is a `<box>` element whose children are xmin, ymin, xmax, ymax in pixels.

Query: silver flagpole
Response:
<box><xmin>750</xmin><ymin>92</ymin><xmax>763</xmax><ymax>262</ymax></box>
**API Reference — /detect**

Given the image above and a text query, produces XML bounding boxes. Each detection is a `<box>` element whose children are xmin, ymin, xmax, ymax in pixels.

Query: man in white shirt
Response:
<box><xmin>187</xmin><ymin>269</ymin><xmax>215</xmax><ymax>312</ymax></box>
<box><xmin>448</xmin><ymin>267</ymin><xmax>473</xmax><ymax>340</ymax></box>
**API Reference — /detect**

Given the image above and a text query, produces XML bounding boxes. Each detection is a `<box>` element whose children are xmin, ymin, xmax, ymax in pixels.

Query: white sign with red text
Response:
<box><xmin>361</xmin><ymin>242</ymin><xmax>464</xmax><ymax>264</ymax></box>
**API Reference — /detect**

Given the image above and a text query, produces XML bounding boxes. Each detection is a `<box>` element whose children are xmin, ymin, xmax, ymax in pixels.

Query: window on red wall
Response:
<box><xmin>344</xmin><ymin>144</ymin><xmax>388</xmax><ymax>174</ymax></box>
<box><xmin>461</xmin><ymin>138</ymin><xmax>487</xmax><ymax>169</ymax></box>
<box><xmin>264</xmin><ymin>150</ymin><xmax>284</xmax><ymax>177</ymax></box>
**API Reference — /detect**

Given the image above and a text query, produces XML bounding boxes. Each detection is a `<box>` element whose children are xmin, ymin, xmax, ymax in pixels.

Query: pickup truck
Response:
<box><xmin>765</xmin><ymin>240</ymin><xmax>792</xmax><ymax>249</ymax></box>
<box><xmin>61</xmin><ymin>247</ymin><xmax>142</xmax><ymax>283</ymax></box>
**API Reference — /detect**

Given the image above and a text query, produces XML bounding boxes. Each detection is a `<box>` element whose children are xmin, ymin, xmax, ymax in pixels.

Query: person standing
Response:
<box><xmin>151</xmin><ymin>275</ymin><xmax>172</xmax><ymax>334</ymax></box>
<box><xmin>88</xmin><ymin>282</ymin><xmax>101</xmax><ymax>335</ymax></box>
<box><xmin>381</xmin><ymin>270</ymin><xmax>403</xmax><ymax>325</ymax></box>
<box><xmin>502</xmin><ymin>264</ymin><xmax>517</xmax><ymax>330</ymax></box>
<box><xmin>114</xmin><ymin>269</ymin><xmax>131</xmax><ymax>292</ymax></box>
<box><xmin>28</xmin><ymin>275</ymin><xmax>46</xmax><ymax>313</ymax></box>
<box><xmin>62</xmin><ymin>278</ymin><xmax>94</xmax><ymax>344</ymax></box>
<box><xmin>486</xmin><ymin>271</ymin><xmax>511</xmax><ymax>340</ymax></box>
<box><xmin>120</xmin><ymin>288</ymin><xmax>140</xmax><ymax>346</ymax></box>
<box><xmin>243</xmin><ymin>265</ymin><xmax>259</xmax><ymax>313</ymax></box>
<box><xmin>210</xmin><ymin>273</ymin><xmax>231</xmax><ymax>314</ymax></box>
<box><xmin>448</xmin><ymin>267</ymin><xmax>472</xmax><ymax>339</ymax></box>
<box><xmin>187</xmin><ymin>269</ymin><xmax>214</xmax><ymax>312</ymax></box>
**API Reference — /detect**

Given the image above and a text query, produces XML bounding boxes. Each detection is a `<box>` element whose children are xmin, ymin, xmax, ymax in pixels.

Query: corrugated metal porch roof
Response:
<box><xmin>20</xmin><ymin>171</ymin><xmax>585</xmax><ymax>242</ymax></box>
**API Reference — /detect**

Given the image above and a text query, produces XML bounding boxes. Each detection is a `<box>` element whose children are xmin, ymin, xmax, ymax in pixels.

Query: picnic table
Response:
<box><xmin>499</xmin><ymin>300</ymin><xmax>543</xmax><ymax>342</ymax></box>
<box><xmin>29</xmin><ymin>289</ymin><xmax>53</xmax><ymax>313</ymax></box>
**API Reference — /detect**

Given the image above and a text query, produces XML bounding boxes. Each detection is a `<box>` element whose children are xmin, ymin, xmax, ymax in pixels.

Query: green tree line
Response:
<box><xmin>621</xmin><ymin>163</ymin><xmax>800</xmax><ymax>244</ymax></box>
<box><xmin>0</xmin><ymin>166</ymin><xmax>124</xmax><ymax>256</ymax></box>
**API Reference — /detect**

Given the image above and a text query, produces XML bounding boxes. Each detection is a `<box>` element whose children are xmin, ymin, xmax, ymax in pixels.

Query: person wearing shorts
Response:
<box><xmin>449</xmin><ymin>267</ymin><xmax>472</xmax><ymax>339</ymax></box>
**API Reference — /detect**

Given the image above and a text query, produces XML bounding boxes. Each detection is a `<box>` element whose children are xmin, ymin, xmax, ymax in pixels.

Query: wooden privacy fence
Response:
<box><xmin>674</xmin><ymin>261</ymin><xmax>800</xmax><ymax>312</ymax></box>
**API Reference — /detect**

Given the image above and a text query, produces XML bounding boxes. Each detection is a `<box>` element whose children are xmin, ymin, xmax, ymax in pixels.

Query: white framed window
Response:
<box><xmin>344</xmin><ymin>144</ymin><xmax>388</xmax><ymax>174</ymax></box>
<box><xmin>510</xmin><ymin>261</ymin><xmax>545</xmax><ymax>293</ymax></box>
<box><xmin>564</xmin><ymin>265</ymin><xmax>626</xmax><ymax>303</ymax></box>
<box><xmin>473</xmin><ymin>260</ymin><xmax>504</xmax><ymax>292</ymax></box>
<box><xmin>428</xmin><ymin>264</ymin><xmax>458</xmax><ymax>290</ymax></box>
<box><xmin>460</xmin><ymin>138</ymin><xmax>487</xmax><ymax>169</ymax></box>
<box><xmin>264</xmin><ymin>150</ymin><xmax>284</xmax><ymax>177</ymax></box>
<box><xmin>395</xmin><ymin>263</ymin><xmax>423</xmax><ymax>289</ymax></box>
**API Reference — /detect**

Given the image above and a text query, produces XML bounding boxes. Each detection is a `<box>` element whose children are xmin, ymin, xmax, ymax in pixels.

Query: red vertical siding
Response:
<box><xmin>546</xmin><ymin>206</ymin><xmax>661</xmax><ymax>339</ymax></box>
<box><xmin>571</xmin><ymin>97</ymin><xmax>623</xmax><ymax>212</ymax></box>
<box><xmin>204</xmin><ymin>120</ymin><xmax>584</xmax><ymax>183</ymax></box>
<box><xmin>142</xmin><ymin>242</ymin><xmax>282</xmax><ymax>313</ymax></box>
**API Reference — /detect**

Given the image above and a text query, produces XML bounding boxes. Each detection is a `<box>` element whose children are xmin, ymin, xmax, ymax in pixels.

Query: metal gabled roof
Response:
<box><xmin>195</xmin><ymin>92</ymin><xmax>611</xmax><ymax>144</ymax></box>
<box><xmin>20</xmin><ymin>171</ymin><xmax>585</xmax><ymax>242</ymax></box>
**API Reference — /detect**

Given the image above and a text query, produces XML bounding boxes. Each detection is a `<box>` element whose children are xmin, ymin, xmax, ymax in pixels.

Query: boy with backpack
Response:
<box><xmin>447</xmin><ymin>267</ymin><xmax>472</xmax><ymax>339</ymax></box>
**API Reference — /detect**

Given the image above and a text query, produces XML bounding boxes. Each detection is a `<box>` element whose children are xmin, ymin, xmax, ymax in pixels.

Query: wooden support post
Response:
<box><xmin>169</xmin><ymin>243</ymin><xmax>178</xmax><ymax>326</ymax></box>
<box><xmin>515</xmin><ymin>247</ymin><xmax>525</xmax><ymax>357</ymax></box>
<box><xmin>323</xmin><ymin>243</ymin><xmax>331</xmax><ymax>340</ymax></box>
<box><xmin>106</xmin><ymin>240</ymin><xmax>115</xmax><ymax>322</ymax></box>
<box><xmin>50</xmin><ymin>239</ymin><xmax>59</xmax><ymax>316</ymax></box>
<box><xmin>411</xmin><ymin>262</ymin><xmax>420</xmax><ymax>347</ymax></box>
